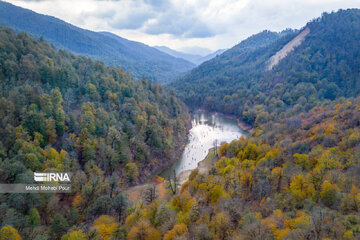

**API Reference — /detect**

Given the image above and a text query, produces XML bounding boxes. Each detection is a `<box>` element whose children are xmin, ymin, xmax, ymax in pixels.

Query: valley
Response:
<box><xmin>0</xmin><ymin>3</ymin><xmax>360</xmax><ymax>240</ymax></box>
<box><xmin>160</xmin><ymin>110</ymin><xmax>246</xmax><ymax>180</ymax></box>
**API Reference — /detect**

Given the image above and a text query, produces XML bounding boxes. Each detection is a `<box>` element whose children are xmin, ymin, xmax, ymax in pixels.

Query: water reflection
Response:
<box><xmin>161</xmin><ymin>110</ymin><xmax>246</xmax><ymax>178</ymax></box>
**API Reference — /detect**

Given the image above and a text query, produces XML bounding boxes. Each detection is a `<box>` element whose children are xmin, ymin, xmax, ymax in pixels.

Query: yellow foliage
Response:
<box><xmin>318</xmin><ymin>149</ymin><xmax>341</xmax><ymax>170</ymax></box>
<box><xmin>61</xmin><ymin>230</ymin><xmax>87</xmax><ymax>240</ymax></box>
<box><xmin>348</xmin><ymin>129</ymin><xmax>360</xmax><ymax>146</ymax></box>
<box><xmin>254</xmin><ymin>212</ymin><xmax>262</xmax><ymax>219</ymax></box>
<box><xmin>198</xmin><ymin>183</ymin><xmax>208</xmax><ymax>191</ymax></box>
<box><xmin>324</xmin><ymin>121</ymin><xmax>336</xmax><ymax>135</ymax></box>
<box><xmin>240</xmin><ymin>172</ymin><xmax>253</xmax><ymax>189</ymax></box>
<box><xmin>184</xmin><ymin>198</ymin><xmax>195</xmax><ymax>212</ymax></box>
<box><xmin>215</xmin><ymin>157</ymin><xmax>229</xmax><ymax>174</ymax></box>
<box><xmin>125</xmin><ymin>211</ymin><xmax>141</xmax><ymax>230</ymax></box>
<box><xmin>261</xmin><ymin>209</ymin><xmax>285</xmax><ymax>238</ymax></box>
<box><xmin>218</xmin><ymin>143</ymin><xmax>228</xmax><ymax>156</ymax></box>
<box><xmin>241</xmin><ymin>160</ymin><xmax>255</xmax><ymax>169</ymax></box>
<box><xmin>347</xmin><ymin>185</ymin><xmax>360</xmax><ymax>211</ymax></box>
<box><xmin>93</xmin><ymin>215</ymin><xmax>118</xmax><ymax>240</ymax></box>
<box><xmin>320</xmin><ymin>180</ymin><xmax>339</xmax><ymax>207</ymax></box>
<box><xmin>271</xmin><ymin>167</ymin><xmax>283</xmax><ymax>179</ymax></box>
<box><xmin>142</xmin><ymin>201</ymin><xmax>160</xmax><ymax>225</ymax></box>
<box><xmin>285</xmin><ymin>211</ymin><xmax>310</xmax><ymax>230</ymax></box>
<box><xmin>127</xmin><ymin>221</ymin><xmax>161</xmax><ymax>240</ymax></box>
<box><xmin>171</xmin><ymin>191</ymin><xmax>192</xmax><ymax>211</ymax></box>
<box><xmin>0</xmin><ymin>226</ymin><xmax>22</xmax><ymax>240</ymax></box>
<box><xmin>176</xmin><ymin>211</ymin><xmax>191</xmax><ymax>225</ymax></box>
<box><xmin>72</xmin><ymin>194</ymin><xmax>84</xmax><ymax>208</ymax></box>
<box><xmin>239</xmin><ymin>143</ymin><xmax>260</xmax><ymax>161</ymax></box>
<box><xmin>211</xmin><ymin>212</ymin><xmax>231</xmax><ymax>240</ymax></box>
<box><xmin>310</xmin><ymin>167</ymin><xmax>323</xmax><ymax>189</ymax></box>
<box><xmin>343</xmin><ymin>231</ymin><xmax>354</xmax><ymax>240</ymax></box>
<box><xmin>293</xmin><ymin>153</ymin><xmax>310</xmax><ymax>170</ymax></box>
<box><xmin>289</xmin><ymin>175</ymin><xmax>315</xmax><ymax>206</ymax></box>
<box><xmin>261</xmin><ymin>217</ymin><xmax>277</xmax><ymax>232</ymax></box>
<box><xmin>180</xmin><ymin>180</ymin><xmax>190</xmax><ymax>193</ymax></box>
<box><xmin>210</xmin><ymin>185</ymin><xmax>227</xmax><ymax>204</ymax></box>
<box><xmin>273</xmin><ymin>209</ymin><xmax>284</xmax><ymax>220</ymax></box>
<box><xmin>164</xmin><ymin>223</ymin><xmax>188</xmax><ymax>240</ymax></box>
<box><xmin>262</xmin><ymin>148</ymin><xmax>280</xmax><ymax>161</ymax></box>
<box><xmin>274</xmin><ymin>228</ymin><xmax>290</xmax><ymax>240</ymax></box>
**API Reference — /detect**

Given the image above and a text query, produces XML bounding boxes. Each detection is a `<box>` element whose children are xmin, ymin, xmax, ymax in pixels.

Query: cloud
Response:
<box><xmin>96</xmin><ymin>0</ymin><xmax>215</xmax><ymax>37</ymax></box>
<box><xmin>6</xmin><ymin>0</ymin><xmax>360</xmax><ymax>51</ymax></box>
<box><xmin>144</xmin><ymin>11</ymin><xmax>214</xmax><ymax>38</ymax></box>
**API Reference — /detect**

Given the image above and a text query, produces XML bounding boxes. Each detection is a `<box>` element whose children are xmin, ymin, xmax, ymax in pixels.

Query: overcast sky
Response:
<box><xmin>5</xmin><ymin>0</ymin><xmax>360</xmax><ymax>55</ymax></box>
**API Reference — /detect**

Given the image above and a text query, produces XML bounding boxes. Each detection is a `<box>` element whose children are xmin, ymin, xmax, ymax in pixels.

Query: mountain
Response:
<box><xmin>121</xmin><ymin>10</ymin><xmax>360</xmax><ymax>240</ymax></box>
<box><xmin>0</xmin><ymin>1</ymin><xmax>195</xmax><ymax>83</ymax></box>
<box><xmin>169</xmin><ymin>29</ymin><xmax>293</xmax><ymax>112</ymax></box>
<box><xmin>154</xmin><ymin>46</ymin><xmax>202</xmax><ymax>64</ymax></box>
<box><xmin>195</xmin><ymin>48</ymin><xmax>227</xmax><ymax>64</ymax></box>
<box><xmin>2</xmin><ymin>6</ymin><xmax>360</xmax><ymax>240</ymax></box>
<box><xmin>170</xmin><ymin>9</ymin><xmax>360</xmax><ymax>126</ymax></box>
<box><xmin>154</xmin><ymin>45</ymin><xmax>227</xmax><ymax>65</ymax></box>
<box><xmin>0</xmin><ymin>26</ymin><xmax>191</xmax><ymax>238</ymax></box>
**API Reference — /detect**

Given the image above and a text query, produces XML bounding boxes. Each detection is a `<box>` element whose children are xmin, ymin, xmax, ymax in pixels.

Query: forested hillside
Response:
<box><xmin>114</xmin><ymin>11</ymin><xmax>360</xmax><ymax>239</ymax></box>
<box><xmin>1</xmin><ymin>5</ymin><xmax>360</xmax><ymax>240</ymax></box>
<box><xmin>108</xmin><ymin>9</ymin><xmax>360</xmax><ymax>240</ymax></box>
<box><xmin>118</xmin><ymin>97</ymin><xmax>360</xmax><ymax>240</ymax></box>
<box><xmin>0</xmin><ymin>27</ymin><xmax>190</xmax><ymax>239</ymax></box>
<box><xmin>0</xmin><ymin>1</ymin><xmax>195</xmax><ymax>83</ymax></box>
<box><xmin>170</xmin><ymin>9</ymin><xmax>360</xmax><ymax>127</ymax></box>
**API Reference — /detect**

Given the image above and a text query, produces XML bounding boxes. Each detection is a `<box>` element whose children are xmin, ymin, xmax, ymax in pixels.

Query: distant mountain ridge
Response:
<box><xmin>154</xmin><ymin>46</ymin><xmax>227</xmax><ymax>65</ymax></box>
<box><xmin>0</xmin><ymin>1</ymin><xmax>195</xmax><ymax>83</ymax></box>
<box><xmin>170</xmin><ymin>9</ymin><xmax>360</xmax><ymax>125</ymax></box>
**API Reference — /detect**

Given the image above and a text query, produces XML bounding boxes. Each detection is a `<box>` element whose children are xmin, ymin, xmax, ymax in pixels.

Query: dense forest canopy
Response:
<box><xmin>170</xmin><ymin>9</ymin><xmax>360</xmax><ymax>127</ymax></box>
<box><xmin>0</xmin><ymin>27</ymin><xmax>190</xmax><ymax>239</ymax></box>
<box><xmin>113</xmin><ymin>9</ymin><xmax>360</xmax><ymax>240</ymax></box>
<box><xmin>117</xmin><ymin>96</ymin><xmax>360</xmax><ymax>240</ymax></box>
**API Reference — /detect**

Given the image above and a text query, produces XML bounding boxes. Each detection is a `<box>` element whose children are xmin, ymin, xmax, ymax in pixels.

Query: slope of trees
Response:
<box><xmin>0</xmin><ymin>27</ymin><xmax>190</xmax><ymax>239</ymax></box>
<box><xmin>103</xmin><ymin>9</ymin><xmax>360</xmax><ymax>240</ymax></box>
<box><xmin>0</xmin><ymin>1</ymin><xmax>195</xmax><ymax>83</ymax></box>
<box><xmin>170</xmin><ymin>9</ymin><xmax>360</xmax><ymax>127</ymax></box>
<box><xmin>2</xmin><ymin>8</ymin><xmax>360</xmax><ymax>240</ymax></box>
<box><xmin>116</xmin><ymin>97</ymin><xmax>360</xmax><ymax>240</ymax></box>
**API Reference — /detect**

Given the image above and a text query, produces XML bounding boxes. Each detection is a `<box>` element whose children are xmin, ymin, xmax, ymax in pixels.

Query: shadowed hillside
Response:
<box><xmin>0</xmin><ymin>1</ymin><xmax>195</xmax><ymax>83</ymax></box>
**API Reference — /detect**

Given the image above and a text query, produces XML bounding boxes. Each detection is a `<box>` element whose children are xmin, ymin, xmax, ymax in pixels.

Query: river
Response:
<box><xmin>160</xmin><ymin>110</ymin><xmax>247</xmax><ymax>179</ymax></box>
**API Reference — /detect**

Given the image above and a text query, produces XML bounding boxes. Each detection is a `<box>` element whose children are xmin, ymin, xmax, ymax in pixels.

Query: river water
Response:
<box><xmin>160</xmin><ymin>110</ymin><xmax>246</xmax><ymax>179</ymax></box>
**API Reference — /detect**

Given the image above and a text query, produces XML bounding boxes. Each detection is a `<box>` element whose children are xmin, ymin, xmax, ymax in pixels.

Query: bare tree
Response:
<box><xmin>143</xmin><ymin>184</ymin><xmax>158</xmax><ymax>204</ymax></box>
<box><xmin>213</xmin><ymin>139</ymin><xmax>219</xmax><ymax>155</ymax></box>
<box><xmin>167</xmin><ymin>169</ymin><xmax>178</xmax><ymax>195</ymax></box>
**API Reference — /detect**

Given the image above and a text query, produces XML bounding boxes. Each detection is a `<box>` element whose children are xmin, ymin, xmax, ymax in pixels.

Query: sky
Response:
<box><xmin>5</xmin><ymin>0</ymin><xmax>360</xmax><ymax>55</ymax></box>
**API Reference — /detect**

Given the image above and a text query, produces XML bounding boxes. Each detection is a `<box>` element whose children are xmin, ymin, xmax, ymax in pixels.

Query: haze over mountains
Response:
<box><xmin>154</xmin><ymin>46</ymin><xmax>227</xmax><ymax>65</ymax></box>
<box><xmin>0</xmin><ymin>0</ymin><xmax>196</xmax><ymax>83</ymax></box>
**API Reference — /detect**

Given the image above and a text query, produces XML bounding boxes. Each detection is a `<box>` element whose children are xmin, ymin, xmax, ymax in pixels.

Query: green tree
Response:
<box><xmin>50</xmin><ymin>214</ymin><xmax>69</xmax><ymax>239</ymax></box>
<box><xmin>27</xmin><ymin>208</ymin><xmax>40</xmax><ymax>227</ymax></box>
<box><xmin>124</xmin><ymin>163</ymin><xmax>139</xmax><ymax>183</ymax></box>
<box><xmin>320</xmin><ymin>180</ymin><xmax>340</xmax><ymax>208</ymax></box>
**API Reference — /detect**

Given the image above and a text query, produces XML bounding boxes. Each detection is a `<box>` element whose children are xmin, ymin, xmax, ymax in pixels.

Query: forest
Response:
<box><xmin>115</xmin><ymin>94</ymin><xmax>360</xmax><ymax>240</ymax></box>
<box><xmin>0</xmin><ymin>1</ymin><xmax>195</xmax><ymax>83</ymax></box>
<box><xmin>170</xmin><ymin>9</ymin><xmax>360</xmax><ymax>126</ymax></box>
<box><xmin>0</xmin><ymin>27</ymin><xmax>190</xmax><ymax>239</ymax></box>
<box><xmin>0</xmin><ymin>7</ymin><xmax>360</xmax><ymax>240</ymax></box>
